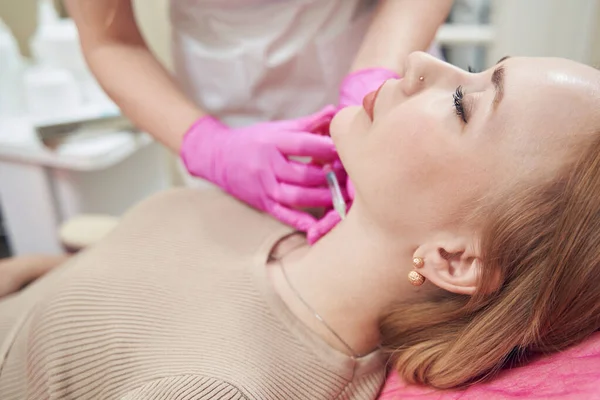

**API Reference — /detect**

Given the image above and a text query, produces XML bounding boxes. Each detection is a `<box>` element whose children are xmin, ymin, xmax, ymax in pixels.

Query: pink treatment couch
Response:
<box><xmin>377</xmin><ymin>331</ymin><xmax>600</xmax><ymax>400</ymax></box>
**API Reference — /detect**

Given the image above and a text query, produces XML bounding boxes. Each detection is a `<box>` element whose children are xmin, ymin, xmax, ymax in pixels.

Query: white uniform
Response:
<box><xmin>168</xmin><ymin>0</ymin><xmax>441</xmax><ymax>187</ymax></box>
<box><xmin>170</xmin><ymin>0</ymin><xmax>377</xmax><ymax>127</ymax></box>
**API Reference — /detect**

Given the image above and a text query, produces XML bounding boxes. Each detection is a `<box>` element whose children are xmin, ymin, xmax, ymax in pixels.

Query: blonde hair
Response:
<box><xmin>380</xmin><ymin>132</ymin><xmax>600</xmax><ymax>389</ymax></box>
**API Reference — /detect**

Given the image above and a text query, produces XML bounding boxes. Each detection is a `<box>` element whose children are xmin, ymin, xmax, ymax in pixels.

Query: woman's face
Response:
<box><xmin>332</xmin><ymin>53</ymin><xmax>600</xmax><ymax>235</ymax></box>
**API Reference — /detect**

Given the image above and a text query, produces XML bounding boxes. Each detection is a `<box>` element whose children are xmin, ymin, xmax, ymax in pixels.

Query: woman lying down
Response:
<box><xmin>1</xmin><ymin>52</ymin><xmax>600</xmax><ymax>399</ymax></box>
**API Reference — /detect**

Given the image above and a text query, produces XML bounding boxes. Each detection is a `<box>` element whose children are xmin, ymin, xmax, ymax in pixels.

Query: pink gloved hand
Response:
<box><xmin>181</xmin><ymin>106</ymin><xmax>345</xmax><ymax>232</ymax></box>
<box><xmin>338</xmin><ymin>67</ymin><xmax>400</xmax><ymax>108</ymax></box>
<box><xmin>306</xmin><ymin>68</ymin><xmax>400</xmax><ymax>244</ymax></box>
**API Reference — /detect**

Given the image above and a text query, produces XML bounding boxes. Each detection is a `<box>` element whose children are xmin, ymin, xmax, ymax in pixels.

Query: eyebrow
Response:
<box><xmin>491</xmin><ymin>64</ymin><xmax>506</xmax><ymax>108</ymax></box>
<box><xmin>496</xmin><ymin>55</ymin><xmax>511</xmax><ymax>64</ymax></box>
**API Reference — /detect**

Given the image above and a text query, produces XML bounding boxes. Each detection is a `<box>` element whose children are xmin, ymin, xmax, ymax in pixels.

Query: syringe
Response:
<box><xmin>323</xmin><ymin>165</ymin><xmax>347</xmax><ymax>219</ymax></box>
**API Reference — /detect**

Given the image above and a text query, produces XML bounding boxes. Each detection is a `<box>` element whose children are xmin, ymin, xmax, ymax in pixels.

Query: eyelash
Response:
<box><xmin>452</xmin><ymin>66</ymin><xmax>479</xmax><ymax>123</ymax></box>
<box><xmin>453</xmin><ymin>85</ymin><xmax>468</xmax><ymax>123</ymax></box>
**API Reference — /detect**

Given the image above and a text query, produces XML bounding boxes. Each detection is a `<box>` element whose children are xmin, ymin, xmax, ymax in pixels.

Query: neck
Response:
<box><xmin>272</xmin><ymin>205</ymin><xmax>413</xmax><ymax>357</ymax></box>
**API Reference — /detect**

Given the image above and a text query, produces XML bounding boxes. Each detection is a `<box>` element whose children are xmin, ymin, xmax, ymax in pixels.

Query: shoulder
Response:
<box><xmin>122</xmin><ymin>187</ymin><xmax>247</xmax><ymax>221</ymax></box>
<box><xmin>115</xmin><ymin>188</ymin><xmax>292</xmax><ymax>252</ymax></box>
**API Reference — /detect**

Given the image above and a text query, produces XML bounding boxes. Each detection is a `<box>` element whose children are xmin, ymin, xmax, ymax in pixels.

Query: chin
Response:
<box><xmin>330</xmin><ymin>106</ymin><xmax>368</xmax><ymax>142</ymax></box>
<box><xmin>330</xmin><ymin>106</ymin><xmax>365</xmax><ymax>183</ymax></box>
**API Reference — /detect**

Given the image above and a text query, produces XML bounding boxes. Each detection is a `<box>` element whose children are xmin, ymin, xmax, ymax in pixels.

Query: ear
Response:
<box><xmin>415</xmin><ymin>235</ymin><xmax>481</xmax><ymax>296</ymax></box>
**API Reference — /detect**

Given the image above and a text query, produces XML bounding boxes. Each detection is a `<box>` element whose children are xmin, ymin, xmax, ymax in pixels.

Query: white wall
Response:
<box><xmin>133</xmin><ymin>0</ymin><xmax>172</xmax><ymax>69</ymax></box>
<box><xmin>489</xmin><ymin>0</ymin><xmax>599</xmax><ymax>65</ymax></box>
<box><xmin>592</xmin><ymin>2</ymin><xmax>600</xmax><ymax>66</ymax></box>
<box><xmin>0</xmin><ymin>0</ymin><xmax>38</xmax><ymax>56</ymax></box>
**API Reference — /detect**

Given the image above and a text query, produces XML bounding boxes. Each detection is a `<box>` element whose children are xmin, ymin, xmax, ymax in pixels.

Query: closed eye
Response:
<box><xmin>453</xmin><ymin>86</ymin><xmax>468</xmax><ymax>123</ymax></box>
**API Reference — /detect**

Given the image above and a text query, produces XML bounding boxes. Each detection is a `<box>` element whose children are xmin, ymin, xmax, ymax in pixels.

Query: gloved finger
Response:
<box><xmin>330</xmin><ymin>159</ymin><xmax>347</xmax><ymax>187</ymax></box>
<box><xmin>310</xmin><ymin>117</ymin><xmax>332</xmax><ymax>136</ymax></box>
<box><xmin>267</xmin><ymin>202</ymin><xmax>318</xmax><ymax>232</ymax></box>
<box><xmin>275</xmin><ymin>132</ymin><xmax>338</xmax><ymax>162</ymax></box>
<box><xmin>308</xmin><ymin>106</ymin><xmax>341</xmax><ymax>135</ymax></box>
<box><xmin>315</xmin><ymin>160</ymin><xmax>348</xmax><ymax>200</ymax></box>
<box><xmin>306</xmin><ymin>209</ymin><xmax>342</xmax><ymax>245</ymax></box>
<box><xmin>269</xmin><ymin>183</ymin><xmax>334</xmax><ymax>208</ymax></box>
<box><xmin>271</xmin><ymin>154</ymin><xmax>329</xmax><ymax>187</ymax></box>
<box><xmin>280</xmin><ymin>105</ymin><xmax>337</xmax><ymax>131</ymax></box>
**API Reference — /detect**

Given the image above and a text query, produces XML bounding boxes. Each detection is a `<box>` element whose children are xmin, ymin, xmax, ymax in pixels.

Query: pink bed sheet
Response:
<box><xmin>377</xmin><ymin>331</ymin><xmax>600</xmax><ymax>400</ymax></box>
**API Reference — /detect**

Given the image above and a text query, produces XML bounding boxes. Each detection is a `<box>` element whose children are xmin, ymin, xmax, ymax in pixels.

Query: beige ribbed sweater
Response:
<box><xmin>0</xmin><ymin>189</ymin><xmax>385</xmax><ymax>399</ymax></box>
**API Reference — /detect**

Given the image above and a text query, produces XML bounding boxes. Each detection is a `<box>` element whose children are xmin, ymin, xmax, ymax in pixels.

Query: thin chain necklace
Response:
<box><xmin>277</xmin><ymin>258</ymin><xmax>367</xmax><ymax>360</ymax></box>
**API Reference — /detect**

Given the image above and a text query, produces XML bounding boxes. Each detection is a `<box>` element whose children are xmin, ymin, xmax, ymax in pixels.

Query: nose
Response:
<box><xmin>402</xmin><ymin>51</ymin><xmax>467</xmax><ymax>96</ymax></box>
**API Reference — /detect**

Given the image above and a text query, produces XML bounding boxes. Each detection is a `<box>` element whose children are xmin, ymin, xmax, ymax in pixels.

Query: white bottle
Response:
<box><xmin>25</xmin><ymin>0</ymin><xmax>84</xmax><ymax>121</ymax></box>
<box><xmin>0</xmin><ymin>18</ymin><xmax>26</xmax><ymax>116</ymax></box>
<box><xmin>30</xmin><ymin>0</ymin><xmax>87</xmax><ymax>73</ymax></box>
<box><xmin>28</xmin><ymin>0</ymin><xmax>117</xmax><ymax>117</ymax></box>
<box><xmin>0</xmin><ymin>18</ymin><xmax>40</xmax><ymax>148</ymax></box>
<box><xmin>24</xmin><ymin>66</ymin><xmax>82</xmax><ymax>122</ymax></box>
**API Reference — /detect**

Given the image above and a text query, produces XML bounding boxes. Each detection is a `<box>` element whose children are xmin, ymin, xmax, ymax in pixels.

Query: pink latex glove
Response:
<box><xmin>338</xmin><ymin>67</ymin><xmax>401</xmax><ymax>108</ymax></box>
<box><xmin>181</xmin><ymin>106</ymin><xmax>345</xmax><ymax>232</ymax></box>
<box><xmin>307</xmin><ymin>68</ymin><xmax>400</xmax><ymax>244</ymax></box>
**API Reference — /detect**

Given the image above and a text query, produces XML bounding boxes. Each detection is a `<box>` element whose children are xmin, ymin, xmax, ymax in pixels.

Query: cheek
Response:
<box><xmin>353</xmin><ymin>114</ymin><xmax>434</xmax><ymax>210</ymax></box>
<box><xmin>361</xmin><ymin>106</ymin><xmax>441</xmax><ymax>184</ymax></box>
<box><xmin>355</xmin><ymin>109</ymin><xmax>485</xmax><ymax>226</ymax></box>
<box><xmin>330</xmin><ymin>107</ymin><xmax>368</xmax><ymax>165</ymax></box>
<box><xmin>330</xmin><ymin>107</ymin><xmax>363</xmax><ymax>143</ymax></box>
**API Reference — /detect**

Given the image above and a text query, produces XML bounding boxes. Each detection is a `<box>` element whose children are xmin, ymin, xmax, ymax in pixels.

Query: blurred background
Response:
<box><xmin>0</xmin><ymin>0</ymin><xmax>599</xmax><ymax>258</ymax></box>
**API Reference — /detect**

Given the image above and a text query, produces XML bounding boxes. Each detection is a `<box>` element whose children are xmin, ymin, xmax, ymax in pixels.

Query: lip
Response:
<box><xmin>362</xmin><ymin>82</ymin><xmax>385</xmax><ymax>121</ymax></box>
